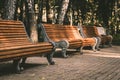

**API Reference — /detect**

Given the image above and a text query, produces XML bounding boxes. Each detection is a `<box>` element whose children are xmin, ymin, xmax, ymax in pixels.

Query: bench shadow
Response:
<box><xmin>0</xmin><ymin>62</ymin><xmax>48</xmax><ymax>76</ymax></box>
<box><xmin>53</xmin><ymin>50</ymin><xmax>80</xmax><ymax>58</ymax></box>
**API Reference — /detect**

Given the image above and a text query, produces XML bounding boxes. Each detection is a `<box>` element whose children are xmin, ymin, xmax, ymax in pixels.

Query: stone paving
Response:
<box><xmin>0</xmin><ymin>46</ymin><xmax>120</xmax><ymax>80</ymax></box>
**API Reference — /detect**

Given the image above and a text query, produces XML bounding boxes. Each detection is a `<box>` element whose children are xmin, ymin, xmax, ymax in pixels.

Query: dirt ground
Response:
<box><xmin>0</xmin><ymin>45</ymin><xmax>120</xmax><ymax>80</ymax></box>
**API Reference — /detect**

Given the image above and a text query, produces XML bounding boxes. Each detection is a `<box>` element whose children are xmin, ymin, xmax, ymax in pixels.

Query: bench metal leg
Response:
<box><xmin>108</xmin><ymin>35</ymin><xmax>113</xmax><ymax>47</ymax></box>
<box><xmin>55</xmin><ymin>39</ymin><xmax>69</xmax><ymax>58</ymax></box>
<box><xmin>108</xmin><ymin>40</ymin><xmax>112</xmax><ymax>47</ymax></box>
<box><xmin>92</xmin><ymin>37</ymin><xmax>98</xmax><ymax>52</ymax></box>
<box><xmin>20</xmin><ymin>57</ymin><xmax>27</xmax><ymax>71</ymax></box>
<box><xmin>95</xmin><ymin>37</ymin><xmax>101</xmax><ymax>51</ymax></box>
<box><xmin>13</xmin><ymin>59</ymin><xmax>21</xmax><ymax>74</ymax></box>
<box><xmin>46</xmin><ymin>49</ymin><xmax>55</xmax><ymax>65</ymax></box>
<box><xmin>108</xmin><ymin>39</ymin><xmax>113</xmax><ymax>47</ymax></box>
<box><xmin>92</xmin><ymin>45</ymin><xmax>96</xmax><ymax>52</ymax></box>
<box><xmin>62</xmin><ymin>48</ymin><xmax>68</xmax><ymax>58</ymax></box>
<box><xmin>80</xmin><ymin>46</ymin><xmax>83</xmax><ymax>54</ymax></box>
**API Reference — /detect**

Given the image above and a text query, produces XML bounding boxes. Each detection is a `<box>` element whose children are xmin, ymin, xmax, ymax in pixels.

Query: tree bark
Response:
<box><xmin>26</xmin><ymin>0</ymin><xmax>38</xmax><ymax>42</ymax></box>
<box><xmin>57</xmin><ymin>0</ymin><xmax>69</xmax><ymax>24</ymax></box>
<box><xmin>37</xmin><ymin>0</ymin><xmax>43</xmax><ymax>23</ymax></box>
<box><xmin>3</xmin><ymin>0</ymin><xmax>17</xmax><ymax>20</ymax></box>
<box><xmin>46</xmin><ymin>0</ymin><xmax>53</xmax><ymax>23</ymax></box>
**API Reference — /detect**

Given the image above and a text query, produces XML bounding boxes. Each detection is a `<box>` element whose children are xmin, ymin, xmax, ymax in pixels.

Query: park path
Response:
<box><xmin>0</xmin><ymin>46</ymin><xmax>120</xmax><ymax>80</ymax></box>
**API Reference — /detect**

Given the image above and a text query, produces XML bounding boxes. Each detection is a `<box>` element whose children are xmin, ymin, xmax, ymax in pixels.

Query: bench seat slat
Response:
<box><xmin>1</xmin><ymin>42</ymin><xmax>52</xmax><ymax>50</ymax></box>
<box><xmin>0</xmin><ymin>49</ymin><xmax>52</xmax><ymax>62</ymax></box>
<box><xmin>0</xmin><ymin>45</ymin><xmax>52</xmax><ymax>56</ymax></box>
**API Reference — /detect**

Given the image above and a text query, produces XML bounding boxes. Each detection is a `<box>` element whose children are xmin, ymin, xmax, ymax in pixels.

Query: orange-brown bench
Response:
<box><xmin>96</xmin><ymin>26</ymin><xmax>113</xmax><ymax>47</ymax></box>
<box><xmin>0</xmin><ymin>20</ymin><xmax>55</xmax><ymax>73</ymax></box>
<box><xmin>39</xmin><ymin>24</ymin><xmax>97</xmax><ymax>57</ymax></box>
<box><xmin>80</xmin><ymin>25</ymin><xmax>113</xmax><ymax>47</ymax></box>
<box><xmin>78</xmin><ymin>25</ymin><xmax>101</xmax><ymax>50</ymax></box>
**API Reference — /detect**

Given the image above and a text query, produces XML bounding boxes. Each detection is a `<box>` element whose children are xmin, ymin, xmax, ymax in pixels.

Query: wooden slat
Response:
<box><xmin>0</xmin><ymin>49</ymin><xmax>52</xmax><ymax>60</ymax></box>
<box><xmin>0</xmin><ymin>45</ymin><xmax>52</xmax><ymax>56</ymax></box>
<box><xmin>0</xmin><ymin>20</ymin><xmax>53</xmax><ymax>62</ymax></box>
<box><xmin>1</xmin><ymin>42</ymin><xmax>52</xmax><ymax>50</ymax></box>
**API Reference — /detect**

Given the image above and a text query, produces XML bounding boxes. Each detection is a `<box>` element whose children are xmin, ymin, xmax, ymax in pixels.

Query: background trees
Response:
<box><xmin>0</xmin><ymin>0</ymin><xmax>120</xmax><ymax>43</ymax></box>
<box><xmin>56</xmin><ymin>0</ymin><xmax>69</xmax><ymax>24</ymax></box>
<box><xmin>25</xmin><ymin>0</ymin><xmax>38</xmax><ymax>42</ymax></box>
<box><xmin>2</xmin><ymin>0</ymin><xmax>17</xmax><ymax>20</ymax></box>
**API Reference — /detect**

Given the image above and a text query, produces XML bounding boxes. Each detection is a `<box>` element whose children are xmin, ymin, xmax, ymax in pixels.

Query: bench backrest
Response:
<box><xmin>96</xmin><ymin>27</ymin><xmax>106</xmax><ymax>35</ymax></box>
<box><xmin>40</xmin><ymin>24</ymin><xmax>82</xmax><ymax>42</ymax></box>
<box><xmin>0</xmin><ymin>20</ymin><xmax>30</xmax><ymax>47</ymax></box>
<box><xmin>82</xmin><ymin>25</ymin><xmax>99</xmax><ymax>37</ymax></box>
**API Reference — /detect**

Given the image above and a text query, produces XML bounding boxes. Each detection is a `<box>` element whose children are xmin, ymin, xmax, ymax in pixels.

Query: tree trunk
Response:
<box><xmin>57</xmin><ymin>0</ymin><xmax>69</xmax><ymax>24</ymax></box>
<box><xmin>19</xmin><ymin>0</ymin><xmax>25</xmax><ymax>21</ymax></box>
<box><xmin>0</xmin><ymin>0</ymin><xmax>5</xmax><ymax>19</ymax></box>
<box><xmin>37</xmin><ymin>0</ymin><xmax>43</xmax><ymax>23</ymax></box>
<box><xmin>3</xmin><ymin>0</ymin><xmax>17</xmax><ymax>20</ymax></box>
<box><xmin>26</xmin><ymin>0</ymin><xmax>38</xmax><ymax>42</ymax></box>
<box><xmin>14</xmin><ymin>0</ymin><xmax>19</xmax><ymax>20</ymax></box>
<box><xmin>46</xmin><ymin>0</ymin><xmax>53</xmax><ymax>23</ymax></box>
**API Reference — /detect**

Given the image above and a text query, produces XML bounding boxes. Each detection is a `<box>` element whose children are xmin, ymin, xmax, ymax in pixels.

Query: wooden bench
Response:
<box><xmin>78</xmin><ymin>25</ymin><xmax>101</xmax><ymax>50</ymax></box>
<box><xmin>0</xmin><ymin>20</ymin><xmax>55</xmax><ymax>73</ymax></box>
<box><xmin>96</xmin><ymin>26</ymin><xmax>113</xmax><ymax>47</ymax></box>
<box><xmin>39</xmin><ymin>24</ymin><xmax>97</xmax><ymax>57</ymax></box>
<box><xmin>81</xmin><ymin>25</ymin><xmax>112</xmax><ymax>47</ymax></box>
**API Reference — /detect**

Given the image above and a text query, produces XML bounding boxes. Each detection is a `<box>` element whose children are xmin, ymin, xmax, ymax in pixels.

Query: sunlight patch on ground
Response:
<box><xmin>85</xmin><ymin>51</ymin><xmax>120</xmax><ymax>58</ymax></box>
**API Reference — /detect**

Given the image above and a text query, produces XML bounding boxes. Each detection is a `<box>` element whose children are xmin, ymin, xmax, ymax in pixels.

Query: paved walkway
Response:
<box><xmin>0</xmin><ymin>46</ymin><xmax>120</xmax><ymax>80</ymax></box>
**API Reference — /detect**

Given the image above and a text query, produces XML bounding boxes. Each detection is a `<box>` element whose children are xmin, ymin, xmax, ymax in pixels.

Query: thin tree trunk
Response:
<box><xmin>3</xmin><ymin>0</ymin><xmax>17</xmax><ymax>20</ymax></box>
<box><xmin>57</xmin><ymin>0</ymin><xmax>69</xmax><ymax>24</ymax></box>
<box><xmin>0</xmin><ymin>0</ymin><xmax>5</xmax><ymax>19</ymax></box>
<box><xmin>14</xmin><ymin>0</ymin><xmax>19</xmax><ymax>20</ymax></box>
<box><xmin>46</xmin><ymin>0</ymin><xmax>52</xmax><ymax>23</ymax></box>
<box><xmin>37</xmin><ymin>0</ymin><xmax>43</xmax><ymax>23</ymax></box>
<box><xmin>19</xmin><ymin>0</ymin><xmax>25</xmax><ymax>21</ymax></box>
<box><xmin>26</xmin><ymin>0</ymin><xmax>38</xmax><ymax>42</ymax></box>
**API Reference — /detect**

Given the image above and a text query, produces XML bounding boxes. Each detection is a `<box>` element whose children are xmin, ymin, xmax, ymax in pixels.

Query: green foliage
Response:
<box><xmin>112</xmin><ymin>34</ymin><xmax>120</xmax><ymax>45</ymax></box>
<box><xmin>0</xmin><ymin>0</ymin><xmax>119</xmax><ymax>40</ymax></box>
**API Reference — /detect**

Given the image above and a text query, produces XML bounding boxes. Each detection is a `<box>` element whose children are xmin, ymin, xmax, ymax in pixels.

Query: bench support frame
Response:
<box><xmin>39</xmin><ymin>24</ymin><xmax>69</xmax><ymax>58</ymax></box>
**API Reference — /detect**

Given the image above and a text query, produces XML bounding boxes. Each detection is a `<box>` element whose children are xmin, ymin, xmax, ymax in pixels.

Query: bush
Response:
<box><xmin>112</xmin><ymin>34</ymin><xmax>120</xmax><ymax>45</ymax></box>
